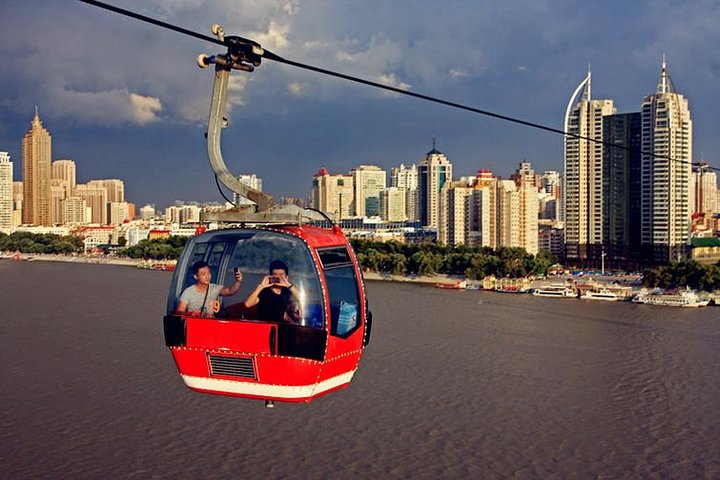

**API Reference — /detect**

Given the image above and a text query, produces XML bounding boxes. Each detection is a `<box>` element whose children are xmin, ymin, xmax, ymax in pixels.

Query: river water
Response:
<box><xmin>1</xmin><ymin>261</ymin><xmax>718</xmax><ymax>479</ymax></box>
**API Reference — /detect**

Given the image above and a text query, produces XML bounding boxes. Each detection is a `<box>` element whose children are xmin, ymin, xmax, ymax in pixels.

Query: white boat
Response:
<box><xmin>632</xmin><ymin>287</ymin><xmax>710</xmax><ymax>307</ymax></box>
<box><xmin>581</xmin><ymin>288</ymin><xmax>620</xmax><ymax>301</ymax></box>
<box><xmin>532</xmin><ymin>284</ymin><xmax>576</xmax><ymax>298</ymax></box>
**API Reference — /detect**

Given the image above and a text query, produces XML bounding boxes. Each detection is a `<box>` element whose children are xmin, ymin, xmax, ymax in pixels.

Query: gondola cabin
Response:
<box><xmin>163</xmin><ymin>224</ymin><xmax>371</xmax><ymax>404</ymax></box>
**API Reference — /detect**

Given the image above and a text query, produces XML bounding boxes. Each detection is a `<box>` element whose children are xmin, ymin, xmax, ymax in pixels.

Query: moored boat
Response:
<box><xmin>632</xmin><ymin>287</ymin><xmax>709</xmax><ymax>307</ymax></box>
<box><xmin>581</xmin><ymin>288</ymin><xmax>620</xmax><ymax>301</ymax></box>
<box><xmin>531</xmin><ymin>284</ymin><xmax>575</xmax><ymax>298</ymax></box>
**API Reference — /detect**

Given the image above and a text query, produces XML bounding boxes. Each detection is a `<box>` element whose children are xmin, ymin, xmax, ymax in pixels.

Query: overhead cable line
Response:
<box><xmin>77</xmin><ymin>0</ymin><xmax>714</xmax><ymax>172</ymax></box>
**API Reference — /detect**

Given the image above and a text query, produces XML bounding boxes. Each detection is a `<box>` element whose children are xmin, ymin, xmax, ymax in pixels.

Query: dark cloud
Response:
<box><xmin>1</xmin><ymin>0</ymin><xmax>719</xmax><ymax>208</ymax></box>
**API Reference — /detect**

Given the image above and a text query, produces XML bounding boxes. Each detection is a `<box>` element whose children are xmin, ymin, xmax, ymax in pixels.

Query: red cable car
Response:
<box><xmin>163</xmin><ymin>26</ymin><xmax>371</xmax><ymax>405</ymax></box>
<box><xmin>164</xmin><ymin>221</ymin><xmax>372</xmax><ymax>404</ymax></box>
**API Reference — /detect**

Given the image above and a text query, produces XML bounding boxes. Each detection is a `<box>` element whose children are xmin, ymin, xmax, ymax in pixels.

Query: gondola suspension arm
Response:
<box><xmin>198</xmin><ymin>25</ymin><xmax>274</xmax><ymax>212</ymax></box>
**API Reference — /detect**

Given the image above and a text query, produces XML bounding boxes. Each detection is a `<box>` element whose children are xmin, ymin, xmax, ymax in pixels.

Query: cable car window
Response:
<box><xmin>206</xmin><ymin>242</ymin><xmax>228</xmax><ymax>280</ymax></box>
<box><xmin>180</xmin><ymin>241</ymin><xmax>228</xmax><ymax>292</ymax></box>
<box><xmin>318</xmin><ymin>246</ymin><xmax>352</xmax><ymax>268</ymax></box>
<box><xmin>219</xmin><ymin>231</ymin><xmax>325</xmax><ymax>329</ymax></box>
<box><xmin>181</xmin><ymin>241</ymin><xmax>209</xmax><ymax>290</ymax></box>
<box><xmin>319</xmin><ymin>247</ymin><xmax>361</xmax><ymax>338</ymax></box>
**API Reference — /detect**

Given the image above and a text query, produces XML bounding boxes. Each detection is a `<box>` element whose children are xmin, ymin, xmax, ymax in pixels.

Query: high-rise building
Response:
<box><xmin>165</xmin><ymin>206</ymin><xmax>182</xmax><ymax>224</ymax></box>
<box><xmin>51</xmin><ymin>159</ymin><xmax>76</xmax><ymax>192</ymax></box>
<box><xmin>539</xmin><ymin>171</ymin><xmax>562</xmax><ymax>223</ymax></box>
<box><xmin>538</xmin><ymin>221</ymin><xmax>566</xmax><ymax>258</ymax></box>
<box><xmin>512</xmin><ymin>162</ymin><xmax>540</xmax><ymax>255</ymax></box>
<box><xmin>88</xmin><ymin>179</ymin><xmax>124</xmax><ymax>204</ymax></box>
<box><xmin>22</xmin><ymin>109</ymin><xmax>52</xmax><ymax>226</ymax></box>
<box><xmin>439</xmin><ymin>180</ymin><xmax>474</xmax><ymax>246</ymax></box>
<box><xmin>691</xmin><ymin>164</ymin><xmax>717</xmax><ymax>215</ymax></box>
<box><xmin>438</xmin><ymin>171</ymin><xmax>497</xmax><ymax>248</ymax></box>
<box><xmin>391</xmin><ymin>163</ymin><xmax>419</xmax><ymax>221</ymax></box>
<box><xmin>419</xmin><ymin>143</ymin><xmax>452</xmax><ymax>229</ymax></box>
<box><xmin>510</xmin><ymin>160</ymin><xmax>539</xmax><ymax>187</ymax></box>
<box><xmin>62</xmin><ymin>196</ymin><xmax>88</xmax><ymax>225</ymax></box>
<box><xmin>311</xmin><ymin>168</ymin><xmax>354</xmax><ymax>220</ymax></box>
<box><xmin>640</xmin><ymin>58</ymin><xmax>692</xmax><ymax>263</ymax></box>
<box><xmin>497</xmin><ymin>180</ymin><xmax>521</xmax><ymax>249</ymax></box>
<box><xmin>0</xmin><ymin>152</ymin><xmax>12</xmax><ymax>231</ymax></box>
<box><xmin>50</xmin><ymin>159</ymin><xmax>76</xmax><ymax>225</ymax></box>
<box><xmin>602</xmin><ymin>112</ymin><xmax>642</xmax><ymax>262</ymax></box>
<box><xmin>351</xmin><ymin>165</ymin><xmax>386</xmax><ymax>217</ymax></box>
<box><xmin>50</xmin><ymin>180</ymin><xmax>66</xmax><ymax>225</ymax></box>
<box><xmin>12</xmin><ymin>182</ymin><xmax>23</xmax><ymax>227</ymax></box>
<box><xmin>75</xmin><ymin>183</ymin><xmax>108</xmax><ymax>224</ymax></box>
<box><xmin>181</xmin><ymin>205</ymin><xmax>201</xmax><ymax>224</ymax></box>
<box><xmin>563</xmin><ymin>70</ymin><xmax>616</xmax><ymax>262</ymax></box>
<box><xmin>109</xmin><ymin>202</ymin><xmax>130</xmax><ymax>225</ymax></box>
<box><xmin>471</xmin><ymin>170</ymin><xmax>497</xmax><ymax>248</ymax></box>
<box><xmin>379</xmin><ymin>187</ymin><xmax>406</xmax><ymax>222</ymax></box>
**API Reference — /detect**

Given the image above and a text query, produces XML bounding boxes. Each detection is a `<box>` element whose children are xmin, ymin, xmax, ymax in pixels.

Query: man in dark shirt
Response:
<box><xmin>244</xmin><ymin>260</ymin><xmax>300</xmax><ymax>322</ymax></box>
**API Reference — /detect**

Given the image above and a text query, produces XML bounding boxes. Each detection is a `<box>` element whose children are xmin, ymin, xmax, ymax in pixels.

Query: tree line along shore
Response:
<box><xmin>2</xmin><ymin>232</ymin><xmax>720</xmax><ymax>292</ymax></box>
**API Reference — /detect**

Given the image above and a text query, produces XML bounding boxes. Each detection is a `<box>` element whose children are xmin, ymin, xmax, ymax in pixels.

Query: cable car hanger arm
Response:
<box><xmin>198</xmin><ymin>29</ymin><xmax>274</xmax><ymax>211</ymax></box>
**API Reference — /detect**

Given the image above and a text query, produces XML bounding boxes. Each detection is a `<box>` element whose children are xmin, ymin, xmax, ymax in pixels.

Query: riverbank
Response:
<box><xmin>5</xmin><ymin>252</ymin><xmax>718</xmax><ymax>302</ymax></box>
<box><xmin>1</xmin><ymin>252</ymin><xmax>143</xmax><ymax>268</ymax></box>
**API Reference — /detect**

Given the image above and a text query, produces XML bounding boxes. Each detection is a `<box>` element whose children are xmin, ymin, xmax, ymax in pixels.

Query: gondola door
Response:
<box><xmin>312</xmin><ymin>245</ymin><xmax>366</xmax><ymax>395</ymax></box>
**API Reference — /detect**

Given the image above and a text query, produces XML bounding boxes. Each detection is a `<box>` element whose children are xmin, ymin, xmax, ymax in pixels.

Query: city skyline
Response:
<box><xmin>2</xmin><ymin>1</ymin><xmax>720</xmax><ymax>207</ymax></box>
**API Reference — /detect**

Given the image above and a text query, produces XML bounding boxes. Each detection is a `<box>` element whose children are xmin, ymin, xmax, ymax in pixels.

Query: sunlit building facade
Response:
<box><xmin>640</xmin><ymin>59</ymin><xmax>692</xmax><ymax>263</ymax></box>
<box><xmin>75</xmin><ymin>183</ymin><xmax>108</xmax><ymax>224</ymax></box>
<box><xmin>563</xmin><ymin>70</ymin><xmax>616</xmax><ymax>262</ymax></box>
<box><xmin>0</xmin><ymin>152</ymin><xmax>12</xmax><ymax>231</ymax></box>
<box><xmin>12</xmin><ymin>182</ymin><xmax>23</xmax><ymax>227</ymax></box>
<box><xmin>51</xmin><ymin>159</ymin><xmax>76</xmax><ymax>192</ymax></box>
<box><xmin>691</xmin><ymin>164</ymin><xmax>717</xmax><ymax>215</ymax></box>
<box><xmin>22</xmin><ymin>110</ymin><xmax>52</xmax><ymax>226</ymax></box>
<box><xmin>391</xmin><ymin>163</ymin><xmax>419</xmax><ymax>221</ymax></box>
<box><xmin>351</xmin><ymin>165</ymin><xmax>386</xmax><ymax>218</ymax></box>
<box><xmin>62</xmin><ymin>196</ymin><xmax>88</xmax><ymax>225</ymax></box>
<box><xmin>312</xmin><ymin>168</ymin><xmax>354</xmax><ymax>220</ymax></box>
<box><xmin>379</xmin><ymin>187</ymin><xmax>406</xmax><ymax>222</ymax></box>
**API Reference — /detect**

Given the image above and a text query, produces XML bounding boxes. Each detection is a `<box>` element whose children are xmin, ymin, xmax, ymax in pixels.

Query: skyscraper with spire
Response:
<box><xmin>640</xmin><ymin>57</ymin><xmax>692</xmax><ymax>263</ymax></box>
<box><xmin>563</xmin><ymin>69</ymin><xmax>616</xmax><ymax>262</ymax></box>
<box><xmin>22</xmin><ymin>108</ymin><xmax>52</xmax><ymax>226</ymax></box>
<box><xmin>419</xmin><ymin>140</ymin><xmax>452</xmax><ymax>229</ymax></box>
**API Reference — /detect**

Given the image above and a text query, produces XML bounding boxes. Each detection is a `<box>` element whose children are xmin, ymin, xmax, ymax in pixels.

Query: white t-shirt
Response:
<box><xmin>179</xmin><ymin>283</ymin><xmax>223</xmax><ymax>316</ymax></box>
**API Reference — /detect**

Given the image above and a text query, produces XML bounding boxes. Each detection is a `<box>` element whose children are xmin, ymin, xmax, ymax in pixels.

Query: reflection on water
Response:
<box><xmin>1</xmin><ymin>261</ymin><xmax>719</xmax><ymax>478</ymax></box>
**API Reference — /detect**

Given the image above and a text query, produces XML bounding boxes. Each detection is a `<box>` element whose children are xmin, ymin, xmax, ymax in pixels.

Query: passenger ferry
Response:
<box><xmin>632</xmin><ymin>288</ymin><xmax>710</xmax><ymax>307</ymax></box>
<box><xmin>581</xmin><ymin>288</ymin><xmax>620</xmax><ymax>301</ymax></box>
<box><xmin>531</xmin><ymin>284</ymin><xmax>576</xmax><ymax>298</ymax></box>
